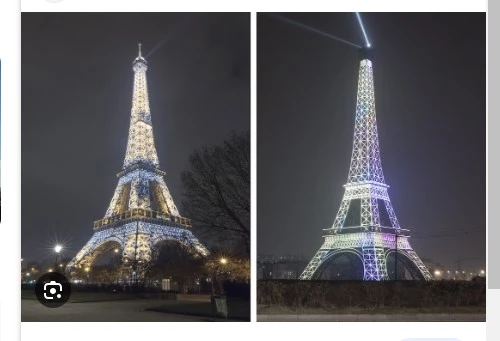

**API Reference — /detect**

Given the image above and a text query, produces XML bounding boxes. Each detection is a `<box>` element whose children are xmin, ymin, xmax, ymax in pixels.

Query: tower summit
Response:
<box><xmin>299</xmin><ymin>48</ymin><xmax>432</xmax><ymax>281</ymax></box>
<box><xmin>358</xmin><ymin>46</ymin><xmax>373</xmax><ymax>62</ymax></box>
<box><xmin>124</xmin><ymin>42</ymin><xmax>157</xmax><ymax>169</ymax></box>
<box><xmin>68</xmin><ymin>45</ymin><xmax>209</xmax><ymax>278</ymax></box>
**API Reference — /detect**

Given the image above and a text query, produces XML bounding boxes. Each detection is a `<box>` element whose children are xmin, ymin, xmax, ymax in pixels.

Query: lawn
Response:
<box><xmin>147</xmin><ymin>298</ymin><xmax>250</xmax><ymax>321</ymax></box>
<box><xmin>21</xmin><ymin>290</ymin><xmax>145</xmax><ymax>303</ymax></box>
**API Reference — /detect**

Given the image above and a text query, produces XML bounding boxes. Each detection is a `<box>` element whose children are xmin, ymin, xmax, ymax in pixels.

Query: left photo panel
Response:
<box><xmin>21</xmin><ymin>12</ymin><xmax>250</xmax><ymax>322</ymax></box>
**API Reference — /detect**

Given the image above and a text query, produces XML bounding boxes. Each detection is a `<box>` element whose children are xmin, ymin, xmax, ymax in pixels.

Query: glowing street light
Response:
<box><xmin>434</xmin><ymin>270</ymin><xmax>441</xmax><ymax>277</ymax></box>
<box><xmin>480</xmin><ymin>270</ymin><xmax>485</xmax><ymax>275</ymax></box>
<box><xmin>54</xmin><ymin>244</ymin><xmax>63</xmax><ymax>270</ymax></box>
<box><xmin>220</xmin><ymin>258</ymin><xmax>228</xmax><ymax>265</ymax></box>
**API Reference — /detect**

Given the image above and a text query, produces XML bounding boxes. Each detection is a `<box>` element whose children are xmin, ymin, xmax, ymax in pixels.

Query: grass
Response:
<box><xmin>22</xmin><ymin>290</ymin><xmax>154</xmax><ymax>303</ymax></box>
<box><xmin>147</xmin><ymin>298</ymin><xmax>250</xmax><ymax>321</ymax></box>
<box><xmin>21</xmin><ymin>289</ymin><xmax>250</xmax><ymax>320</ymax></box>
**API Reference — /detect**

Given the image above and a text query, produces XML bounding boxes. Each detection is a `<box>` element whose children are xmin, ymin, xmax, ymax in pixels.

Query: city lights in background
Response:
<box><xmin>430</xmin><ymin>268</ymin><xmax>486</xmax><ymax>280</ymax></box>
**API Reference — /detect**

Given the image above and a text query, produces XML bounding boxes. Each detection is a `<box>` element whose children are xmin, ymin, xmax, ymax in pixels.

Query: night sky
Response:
<box><xmin>257</xmin><ymin>13</ymin><xmax>485</xmax><ymax>272</ymax></box>
<box><xmin>22</xmin><ymin>13</ymin><xmax>250</xmax><ymax>262</ymax></box>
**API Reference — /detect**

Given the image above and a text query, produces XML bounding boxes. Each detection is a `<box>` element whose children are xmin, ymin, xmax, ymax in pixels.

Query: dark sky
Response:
<box><xmin>257</xmin><ymin>13</ymin><xmax>486</xmax><ymax>272</ymax></box>
<box><xmin>22</xmin><ymin>13</ymin><xmax>249</xmax><ymax>262</ymax></box>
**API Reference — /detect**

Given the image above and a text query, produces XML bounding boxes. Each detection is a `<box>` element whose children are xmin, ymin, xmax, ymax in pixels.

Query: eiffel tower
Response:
<box><xmin>299</xmin><ymin>48</ymin><xmax>432</xmax><ymax>281</ymax></box>
<box><xmin>67</xmin><ymin>44</ymin><xmax>209</xmax><ymax>277</ymax></box>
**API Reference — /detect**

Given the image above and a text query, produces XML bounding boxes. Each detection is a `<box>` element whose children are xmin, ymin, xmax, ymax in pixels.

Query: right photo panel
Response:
<box><xmin>257</xmin><ymin>12</ymin><xmax>486</xmax><ymax>322</ymax></box>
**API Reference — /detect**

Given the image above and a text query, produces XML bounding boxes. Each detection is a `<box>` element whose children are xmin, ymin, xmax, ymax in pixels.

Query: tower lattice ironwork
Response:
<box><xmin>299</xmin><ymin>48</ymin><xmax>432</xmax><ymax>281</ymax></box>
<box><xmin>67</xmin><ymin>44</ymin><xmax>209</xmax><ymax>277</ymax></box>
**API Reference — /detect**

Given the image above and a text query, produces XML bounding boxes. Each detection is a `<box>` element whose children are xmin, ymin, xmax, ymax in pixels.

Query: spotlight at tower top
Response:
<box><xmin>355</xmin><ymin>12</ymin><xmax>371</xmax><ymax>48</ymax></box>
<box><xmin>267</xmin><ymin>13</ymin><xmax>361</xmax><ymax>49</ymax></box>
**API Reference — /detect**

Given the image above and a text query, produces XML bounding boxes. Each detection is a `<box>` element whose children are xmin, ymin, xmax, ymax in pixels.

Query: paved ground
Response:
<box><xmin>22</xmin><ymin>299</ymin><xmax>221</xmax><ymax>322</ymax></box>
<box><xmin>258</xmin><ymin>313</ymin><xmax>486</xmax><ymax>322</ymax></box>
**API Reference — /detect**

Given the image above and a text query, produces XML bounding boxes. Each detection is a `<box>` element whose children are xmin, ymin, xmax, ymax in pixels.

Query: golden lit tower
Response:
<box><xmin>68</xmin><ymin>44</ymin><xmax>208</xmax><ymax>278</ymax></box>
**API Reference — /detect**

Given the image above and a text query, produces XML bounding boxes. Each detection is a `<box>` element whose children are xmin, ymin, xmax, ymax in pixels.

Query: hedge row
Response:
<box><xmin>257</xmin><ymin>279</ymin><xmax>486</xmax><ymax>309</ymax></box>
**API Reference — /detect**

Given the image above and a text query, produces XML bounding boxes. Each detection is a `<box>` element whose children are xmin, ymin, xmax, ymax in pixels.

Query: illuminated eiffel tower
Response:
<box><xmin>68</xmin><ymin>44</ymin><xmax>209</xmax><ymax>278</ymax></box>
<box><xmin>299</xmin><ymin>48</ymin><xmax>432</xmax><ymax>281</ymax></box>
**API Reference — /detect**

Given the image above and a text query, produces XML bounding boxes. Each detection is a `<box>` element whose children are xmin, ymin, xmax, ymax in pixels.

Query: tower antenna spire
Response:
<box><xmin>138</xmin><ymin>43</ymin><xmax>142</xmax><ymax>58</ymax></box>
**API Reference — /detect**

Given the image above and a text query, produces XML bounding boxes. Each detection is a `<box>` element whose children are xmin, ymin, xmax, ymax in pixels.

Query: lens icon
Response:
<box><xmin>35</xmin><ymin>272</ymin><xmax>71</xmax><ymax>308</ymax></box>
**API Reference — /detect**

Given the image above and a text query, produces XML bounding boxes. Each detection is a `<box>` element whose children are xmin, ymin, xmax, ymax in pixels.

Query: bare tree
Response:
<box><xmin>146</xmin><ymin>241</ymin><xmax>205</xmax><ymax>292</ymax></box>
<box><xmin>182</xmin><ymin>132</ymin><xmax>250</xmax><ymax>256</ymax></box>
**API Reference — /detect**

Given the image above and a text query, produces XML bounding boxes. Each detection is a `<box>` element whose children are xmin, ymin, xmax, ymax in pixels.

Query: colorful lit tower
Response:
<box><xmin>299</xmin><ymin>48</ymin><xmax>432</xmax><ymax>281</ymax></box>
<box><xmin>67</xmin><ymin>44</ymin><xmax>209</xmax><ymax>277</ymax></box>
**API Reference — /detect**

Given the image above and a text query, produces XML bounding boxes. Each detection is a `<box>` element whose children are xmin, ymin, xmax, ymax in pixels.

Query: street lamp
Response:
<box><xmin>54</xmin><ymin>244</ymin><xmax>63</xmax><ymax>271</ymax></box>
<box><xmin>84</xmin><ymin>267</ymin><xmax>90</xmax><ymax>283</ymax></box>
<box><xmin>480</xmin><ymin>270</ymin><xmax>485</xmax><ymax>275</ymax></box>
<box><xmin>209</xmin><ymin>257</ymin><xmax>230</xmax><ymax>319</ymax></box>
<box><xmin>434</xmin><ymin>270</ymin><xmax>441</xmax><ymax>279</ymax></box>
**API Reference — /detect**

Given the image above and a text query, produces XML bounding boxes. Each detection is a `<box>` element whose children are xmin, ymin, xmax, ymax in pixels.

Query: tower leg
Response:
<box><xmin>362</xmin><ymin>247</ymin><xmax>389</xmax><ymax>280</ymax></box>
<box><xmin>67</xmin><ymin>232</ymin><xmax>124</xmax><ymax>271</ymax></box>
<box><xmin>299</xmin><ymin>249</ymin><xmax>330</xmax><ymax>280</ymax></box>
<box><xmin>332</xmin><ymin>198</ymin><xmax>350</xmax><ymax>230</ymax></box>
<box><xmin>384</xmin><ymin>199</ymin><xmax>400</xmax><ymax>229</ymax></box>
<box><xmin>404</xmin><ymin>250</ymin><xmax>433</xmax><ymax>280</ymax></box>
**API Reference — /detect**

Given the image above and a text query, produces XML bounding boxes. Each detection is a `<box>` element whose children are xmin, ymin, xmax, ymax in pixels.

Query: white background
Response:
<box><xmin>1</xmin><ymin>0</ymin><xmax>489</xmax><ymax>340</ymax></box>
